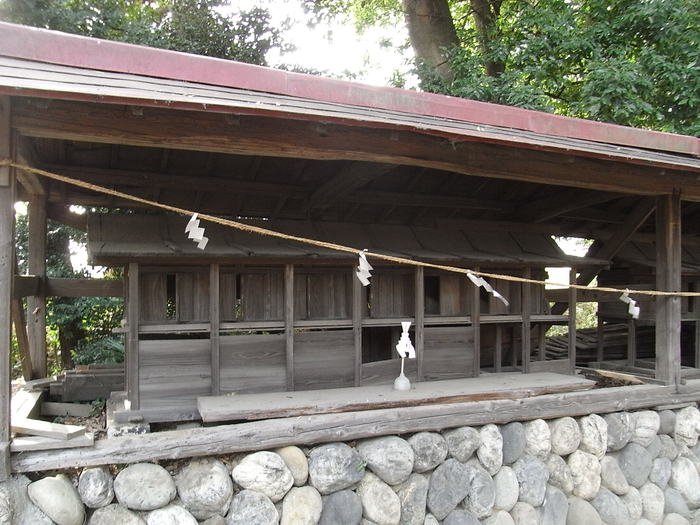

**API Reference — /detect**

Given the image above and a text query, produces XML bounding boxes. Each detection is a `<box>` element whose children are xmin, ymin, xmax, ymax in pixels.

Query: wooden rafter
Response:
<box><xmin>517</xmin><ymin>189</ymin><xmax>620</xmax><ymax>223</ymax></box>
<box><xmin>308</xmin><ymin>162</ymin><xmax>393</xmax><ymax>209</ymax></box>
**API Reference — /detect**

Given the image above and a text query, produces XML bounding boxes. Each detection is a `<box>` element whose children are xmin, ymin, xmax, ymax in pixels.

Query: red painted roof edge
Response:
<box><xmin>0</xmin><ymin>21</ymin><xmax>697</xmax><ymax>157</ymax></box>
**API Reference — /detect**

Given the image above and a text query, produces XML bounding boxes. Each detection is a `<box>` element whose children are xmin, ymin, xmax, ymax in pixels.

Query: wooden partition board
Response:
<box><xmin>528</xmin><ymin>359</ymin><xmax>571</xmax><ymax>375</ymax></box>
<box><xmin>139</xmin><ymin>339</ymin><xmax>211</xmax><ymax>406</ymax></box>
<box><xmin>422</xmin><ymin>326</ymin><xmax>475</xmax><ymax>381</ymax></box>
<box><xmin>219</xmin><ymin>334</ymin><xmax>286</xmax><ymax>394</ymax></box>
<box><xmin>362</xmin><ymin>359</ymin><xmax>418</xmax><ymax>386</ymax></box>
<box><xmin>294</xmin><ymin>330</ymin><xmax>354</xmax><ymax>390</ymax></box>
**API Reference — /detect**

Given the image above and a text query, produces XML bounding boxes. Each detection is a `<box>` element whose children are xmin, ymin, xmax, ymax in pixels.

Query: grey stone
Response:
<box><xmin>604</xmin><ymin>412</ymin><xmax>634</xmax><ymax>452</ymax></box>
<box><xmin>664</xmin><ymin>487</ymin><xmax>690</xmax><ymax>518</ymax></box>
<box><xmin>146</xmin><ymin>504</ymin><xmax>198</xmax><ymax>525</ymax></box>
<box><xmin>27</xmin><ymin>474</ymin><xmax>85</xmax><ymax>525</ymax></box>
<box><xmin>319</xmin><ymin>490</ymin><xmax>362</xmax><ymax>525</ymax></box>
<box><xmin>357</xmin><ymin>472</ymin><xmax>401</xmax><ymax>525</ymax></box>
<box><xmin>548</xmin><ymin>417</ymin><xmax>581</xmax><ymax>456</ymax></box>
<box><xmin>659</xmin><ymin>410</ymin><xmax>676</xmax><ymax>435</ymax></box>
<box><xmin>591</xmin><ymin>486</ymin><xmax>632</xmax><ymax>525</ymax></box>
<box><xmin>357</xmin><ymin>436</ymin><xmax>415</xmax><ymax>485</ymax></box>
<box><xmin>443</xmin><ymin>509</ymin><xmax>480</xmax><ymax>525</ymax></box>
<box><xmin>408</xmin><ymin>432</ymin><xmax>448</xmax><ymax>473</ymax></box>
<box><xmin>231</xmin><ymin>451</ymin><xmax>294</xmax><ymax>503</ymax></box>
<box><xmin>565</xmin><ymin>497</ymin><xmax>602</xmax><ymax>525</ymax></box>
<box><xmin>567</xmin><ymin>450</ymin><xmax>601</xmax><ymax>500</ymax></box>
<box><xmin>646</xmin><ymin>435</ymin><xmax>662</xmax><ymax>460</ymax></box>
<box><xmin>632</xmin><ymin>411</ymin><xmax>661</xmax><ymax>447</ymax></box>
<box><xmin>175</xmin><ymin>458</ymin><xmax>233</xmax><ymax>520</ymax></box>
<box><xmin>88</xmin><ymin>504</ymin><xmax>146</xmax><ymax>525</ymax></box>
<box><xmin>280</xmin><ymin>486</ymin><xmax>322</xmax><ymax>525</ymax></box>
<box><xmin>226</xmin><ymin>490</ymin><xmax>279</xmax><ymax>525</ymax></box>
<box><xmin>639</xmin><ymin>482</ymin><xmax>665</xmax><ymax>524</ymax></box>
<box><xmin>201</xmin><ymin>517</ymin><xmax>226</xmax><ymax>525</ymax></box>
<box><xmin>4</xmin><ymin>474</ymin><xmax>53</xmax><ymax>525</ymax></box>
<box><xmin>0</xmin><ymin>481</ymin><xmax>10</xmax><ymax>525</ymax></box>
<box><xmin>618</xmin><ymin>442</ymin><xmax>653</xmax><ymax>488</ymax></box>
<box><xmin>650</xmin><ymin>457</ymin><xmax>672</xmax><ymax>489</ymax></box>
<box><xmin>540</xmin><ymin>485</ymin><xmax>567</xmax><ymax>525</ymax></box>
<box><xmin>524</xmin><ymin>419</ymin><xmax>551</xmax><ymax>458</ymax></box>
<box><xmin>669</xmin><ymin>456</ymin><xmax>700</xmax><ymax>508</ymax></box>
<box><xmin>509</xmin><ymin>502</ymin><xmax>539</xmax><ymax>525</ymax></box>
<box><xmin>579</xmin><ymin>414</ymin><xmax>607</xmax><ymax>459</ymax></box>
<box><xmin>674</xmin><ymin>406</ymin><xmax>700</xmax><ymax>447</ymax></box>
<box><xmin>275</xmin><ymin>446</ymin><xmax>309</xmax><ymax>487</ymax></box>
<box><xmin>512</xmin><ymin>455</ymin><xmax>548</xmax><ymax>507</ymax></box>
<box><xmin>443</xmin><ymin>427</ymin><xmax>481</xmax><ymax>462</ymax></box>
<box><xmin>546</xmin><ymin>454</ymin><xmax>574</xmax><ymax>495</ymax></box>
<box><xmin>600</xmin><ymin>456</ymin><xmax>630</xmax><ymax>495</ymax></box>
<box><xmin>308</xmin><ymin>443</ymin><xmax>365</xmax><ymax>495</ymax></box>
<box><xmin>79</xmin><ymin>466</ymin><xmax>114</xmax><ymax>509</ymax></box>
<box><xmin>663</xmin><ymin>514</ymin><xmax>691</xmax><ymax>525</ymax></box>
<box><xmin>482</xmin><ymin>510</ymin><xmax>516</xmax><ymax>525</ymax></box>
<box><xmin>396</xmin><ymin>473</ymin><xmax>428</xmax><ymax>525</ymax></box>
<box><xmin>426</xmin><ymin>459</ymin><xmax>471</xmax><ymax>520</ymax></box>
<box><xmin>659</xmin><ymin>434</ymin><xmax>680</xmax><ymax>460</ymax></box>
<box><xmin>463</xmin><ymin>463</ymin><xmax>495</xmax><ymax>519</ymax></box>
<box><xmin>621</xmin><ymin>486</ymin><xmax>642</xmax><ymax>522</ymax></box>
<box><xmin>423</xmin><ymin>514</ymin><xmax>439</xmax><ymax>525</ymax></box>
<box><xmin>500</xmin><ymin>422</ymin><xmax>526</xmax><ymax>465</ymax></box>
<box><xmin>478</xmin><ymin>424</ymin><xmax>503</xmax><ymax>475</ymax></box>
<box><xmin>494</xmin><ymin>466</ymin><xmax>518</xmax><ymax>512</ymax></box>
<box><xmin>114</xmin><ymin>463</ymin><xmax>176</xmax><ymax>511</ymax></box>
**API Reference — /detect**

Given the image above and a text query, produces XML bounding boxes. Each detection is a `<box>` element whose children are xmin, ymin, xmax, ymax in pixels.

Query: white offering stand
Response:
<box><xmin>394</xmin><ymin>321</ymin><xmax>416</xmax><ymax>391</ymax></box>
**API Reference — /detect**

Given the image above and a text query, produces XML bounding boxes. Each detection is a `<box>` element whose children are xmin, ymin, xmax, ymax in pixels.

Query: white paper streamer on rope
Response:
<box><xmin>467</xmin><ymin>272</ymin><xmax>510</xmax><ymax>307</ymax></box>
<box><xmin>395</xmin><ymin>321</ymin><xmax>416</xmax><ymax>359</ymax></box>
<box><xmin>185</xmin><ymin>213</ymin><xmax>209</xmax><ymax>250</ymax></box>
<box><xmin>620</xmin><ymin>289</ymin><xmax>640</xmax><ymax>319</ymax></box>
<box><xmin>356</xmin><ymin>250</ymin><xmax>373</xmax><ymax>286</ymax></box>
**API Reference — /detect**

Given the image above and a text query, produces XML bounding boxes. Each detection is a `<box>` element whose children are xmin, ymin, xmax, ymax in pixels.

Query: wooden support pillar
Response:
<box><xmin>655</xmin><ymin>192</ymin><xmax>682</xmax><ymax>385</ymax></box>
<box><xmin>10</xmin><ymin>299</ymin><xmax>32</xmax><ymax>380</ymax></box>
<box><xmin>522</xmin><ymin>268</ymin><xmax>532</xmax><ymax>374</ymax></box>
<box><xmin>126</xmin><ymin>263</ymin><xmax>140</xmax><ymax>410</ymax></box>
<box><xmin>414</xmin><ymin>266</ymin><xmax>424</xmax><ymax>381</ymax></box>
<box><xmin>596</xmin><ymin>313</ymin><xmax>604</xmax><ymax>363</ymax></box>
<box><xmin>0</xmin><ymin>95</ymin><xmax>14</xmax><ymax>479</ymax></box>
<box><xmin>210</xmin><ymin>264</ymin><xmax>220</xmax><ymax>395</ymax></box>
<box><xmin>626</xmin><ymin>319</ymin><xmax>637</xmax><ymax>368</ymax></box>
<box><xmin>471</xmin><ymin>269</ymin><xmax>481</xmax><ymax>377</ymax></box>
<box><xmin>494</xmin><ymin>325</ymin><xmax>502</xmax><ymax>373</ymax></box>
<box><xmin>27</xmin><ymin>193</ymin><xmax>47</xmax><ymax>378</ymax></box>
<box><xmin>568</xmin><ymin>267</ymin><xmax>577</xmax><ymax>375</ymax></box>
<box><xmin>284</xmin><ymin>264</ymin><xmax>294</xmax><ymax>391</ymax></box>
<box><xmin>352</xmin><ymin>269</ymin><xmax>363</xmax><ymax>387</ymax></box>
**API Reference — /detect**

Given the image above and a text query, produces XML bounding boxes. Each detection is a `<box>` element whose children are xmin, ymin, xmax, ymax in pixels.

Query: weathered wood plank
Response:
<box><xmin>12</xmin><ymin>418</ymin><xmax>85</xmax><ymax>440</ymax></box>
<box><xmin>423</xmin><ymin>326</ymin><xmax>475</xmax><ymax>381</ymax></box>
<box><xmin>41</xmin><ymin>402</ymin><xmax>92</xmax><ymax>418</ymax></box>
<box><xmin>294</xmin><ymin>330</ymin><xmax>354</xmax><ymax>391</ymax></box>
<box><xmin>522</xmin><ymin>268</ymin><xmax>532</xmax><ymax>373</ymax></box>
<box><xmin>361</xmin><ymin>359</ymin><xmax>418</xmax><ymax>386</ymax></box>
<box><xmin>415</xmin><ymin>267</ymin><xmax>425</xmax><ymax>381</ymax></box>
<box><xmin>353</xmin><ymin>270</ymin><xmax>363</xmax><ymax>387</ymax></box>
<box><xmin>219</xmin><ymin>334</ymin><xmax>286</xmax><ymax>394</ymax></box>
<box><xmin>199</xmin><ymin>372</ymin><xmax>592</xmax><ymax>422</ymax></box>
<box><xmin>285</xmin><ymin>264</ymin><xmax>294</xmax><ymax>391</ymax></box>
<box><xmin>11</xmin><ymin>390</ymin><xmax>42</xmax><ymax>420</ymax></box>
<box><xmin>210</xmin><ymin>264</ymin><xmax>220</xmax><ymax>395</ymax></box>
<box><xmin>472</xmin><ymin>271</ymin><xmax>481</xmax><ymax>377</ymax></box>
<box><xmin>12</xmin><ymin>275</ymin><xmax>39</xmax><ymax>299</ymax></box>
<box><xmin>10</xmin><ymin>299</ymin><xmax>32</xmax><ymax>380</ymax></box>
<box><xmin>27</xmin><ymin>193</ymin><xmax>47</xmax><ymax>378</ymax></box>
<box><xmin>11</xmin><ymin>432</ymin><xmax>93</xmax><ymax>452</ymax></box>
<box><xmin>127</xmin><ymin>263</ymin><xmax>139</xmax><ymax>409</ymax></box>
<box><xmin>568</xmin><ymin>267</ymin><xmax>577</xmax><ymax>375</ymax></box>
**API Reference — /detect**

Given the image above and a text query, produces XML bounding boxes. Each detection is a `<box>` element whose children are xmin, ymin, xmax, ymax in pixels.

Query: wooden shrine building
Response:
<box><xmin>1</xmin><ymin>22</ymin><xmax>700</xmax><ymax>470</ymax></box>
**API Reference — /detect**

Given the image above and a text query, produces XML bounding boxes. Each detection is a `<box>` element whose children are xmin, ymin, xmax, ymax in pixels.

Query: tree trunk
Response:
<box><xmin>470</xmin><ymin>0</ymin><xmax>505</xmax><ymax>77</ymax></box>
<box><xmin>402</xmin><ymin>0</ymin><xmax>459</xmax><ymax>84</ymax></box>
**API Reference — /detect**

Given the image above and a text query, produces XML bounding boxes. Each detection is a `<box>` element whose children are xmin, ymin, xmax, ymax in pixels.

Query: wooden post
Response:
<box><xmin>285</xmin><ymin>264</ymin><xmax>294</xmax><ymax>391</ymax></box>
<box><xmin>10</xmin><ymin>299</ymin><xmax>32</xmax><ymax>379</ymax></box>
<box><xmin>0</xmin><ymin>96</ymin><xmax>14</xmax><ymax>479</ymax></box>
<box><xmin>537</xmin><ymin>326</ymin><xmax>546</xmax><ymax>361</ymax></box>
<box><xmin>471</xmin><ymin>268</ymin><xmax>480</xmax><ymax>377</ymax></box>
<box><xmin>522</xmin><ymin>268</ymin><xmax>532</xmax><ymax>374</ymax></box>
<box><xmin>568</xmin><ymin>267</ymin><xmax>577</xmax><ymax>375</ymax></box>
<box><xmin>353</xmin><ymin>269</ymin><xmax>363</xmax><ymax>386</ymax></box>
<box><xmin>27</xmin><ymin>193</ymin><xmax>47</xmax><ymax>378</ymax></box>
<box><xmin>626</xmin><ymin>319</ymin><xmax>637</xmax><ymax>368</ymax></box>
<box><xmin>494</xmin><ymin>325</ymin><xmax>502</xmax><ymax>373</ymax></box>
<box><xmin>655</xmin><ymin>192</ymin><xmax>682</xmax><ymax>385</ymax></box>
<box><xmin>414</xmin><ymin>266</ymin><xmax>424</xmax><ymax>381</ymax></box>
<box><xmin>127</xmin><ymin>263</ymin><xmax>140</xmax><ymax>410</ymax></box>
<box><xmin>210</xmin><ymin>264</ymin><xmax>220</xmax><ymax>395</ymax></box>
<box><xmin>596</xmin><ymin>313</ymin><xmax>604</xmax><ymax>363</ymax></box>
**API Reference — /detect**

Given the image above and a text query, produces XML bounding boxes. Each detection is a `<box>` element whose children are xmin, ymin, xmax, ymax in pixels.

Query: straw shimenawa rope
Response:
<box><xmin>2</xmin><ymin>159</ymin><xmax>697</xmax><ymax>298</ymax></box>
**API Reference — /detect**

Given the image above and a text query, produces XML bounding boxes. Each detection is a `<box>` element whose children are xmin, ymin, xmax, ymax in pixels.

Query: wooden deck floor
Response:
<box><xmin>197</xmin><ymin>372</ymin><xmax>595</xmax><ymax>422</ymax></box>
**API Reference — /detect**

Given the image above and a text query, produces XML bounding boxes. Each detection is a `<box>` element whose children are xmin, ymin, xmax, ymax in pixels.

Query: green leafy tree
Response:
<box><xmin>308</xmin><ymin>0</ymin><xmax>700</xmax><ymax>135</ymax></box>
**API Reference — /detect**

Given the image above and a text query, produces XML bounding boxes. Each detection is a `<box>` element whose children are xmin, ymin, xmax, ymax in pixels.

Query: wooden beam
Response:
<box><xmin>12</xmin><ymin>380</ymin><xmax>700</xmax><ymax>473</ymax></box>
<box><xmin>10</xmin><ymin>300</ymin><xmax>32</xmax><ymax>380</ymax></box>
<box><xmin>352</xmin><ymin>269</ymin><xmax>363</xmax><ymax>387</ymax></box>
<box><xmin>12</xmin><ymin>275</ymin><xmax>40</xmax><ymax>299</ymax></box>
<box><xmin>15</xmin><ymin>136</ymin><xmax>45</xmax><ymax>195</ymax></box>
<box><xmin>518</xmin><ymin>189</ymin><xmax>619</xmax><ymax>223</ymax></box>
<box><xmin>210</xmin><ymin>264</ymin><xmax>220</xmax><ymax>396</ymax></box>
<box><xmin>46</xmin><ymin>204</ymin><xmax>87</xmax><ymax>232</ymax></box>
<box><xmin>309</xmin><ymin>162</ymin><xmax>393</xmax><ymax>208</ymax></box>
<box><xmin>284</xmin><ymin>264</ymin><xmax>294</xmax><ymax>391</ymax></box>
<box><xmin>0</xmin><ymin>95</ymin><xmax>14</xmax><ymax>479</ymax></box>
<box><xmin>27</xmin><ymin>193</ymin><xmax>47</xmax><ymax>379</ymax></box>
<box><xmin>568</xmin><ymin>267</ymin><xmax>577</xmax><ymax>375</ymax></box>
<box><xmin>347</xmin><ymin>189</ymin><xmax>514</xmax><ymax>212</ymax></box>
<box><xmin>415</xmin><ymin>266</ymin><xmax>424</xmax><ymax>381</ymax></box>
<box><xmin>45</xmin><ymin>278</ymin><xmax>124</xmax><ymax>297</ymax></box>
<box><xmin>656</xmin><ymin>191</ymin><xmax>682</xmax><ymax>385</ymax></box>
<box><xmin>126</xmin><ymin>263</ymin><xmax>139</xmax><ymax>409</ymax></box>
<box><xmin>13</xmin><ymin>99</ymin><xmax>700</xmax><ymax>201</ymax></box>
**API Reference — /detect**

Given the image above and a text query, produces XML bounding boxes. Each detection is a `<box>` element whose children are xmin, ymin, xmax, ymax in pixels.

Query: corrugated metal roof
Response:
<box><xmin>1</xmin><ymin>56</ymin><xmax>698</xmax><ymax>173</ymax></box>
<box><xmin>0</xmin><ymin>21</ymin><xmax>697</xmax><ymax>157</ymax></box>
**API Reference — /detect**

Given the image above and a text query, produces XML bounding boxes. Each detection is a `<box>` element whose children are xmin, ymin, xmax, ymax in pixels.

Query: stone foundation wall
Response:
<box><xmin>4</xmin><ymin>404</ymin><xmax>700</xmax><ymax>525</ymax></box>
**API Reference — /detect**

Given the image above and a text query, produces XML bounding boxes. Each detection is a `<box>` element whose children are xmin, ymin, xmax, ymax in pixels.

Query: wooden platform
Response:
<box><xmin>197</xmin><ymin>372</ymin><xmax>595</xmax><ymax>423</ymax></box>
